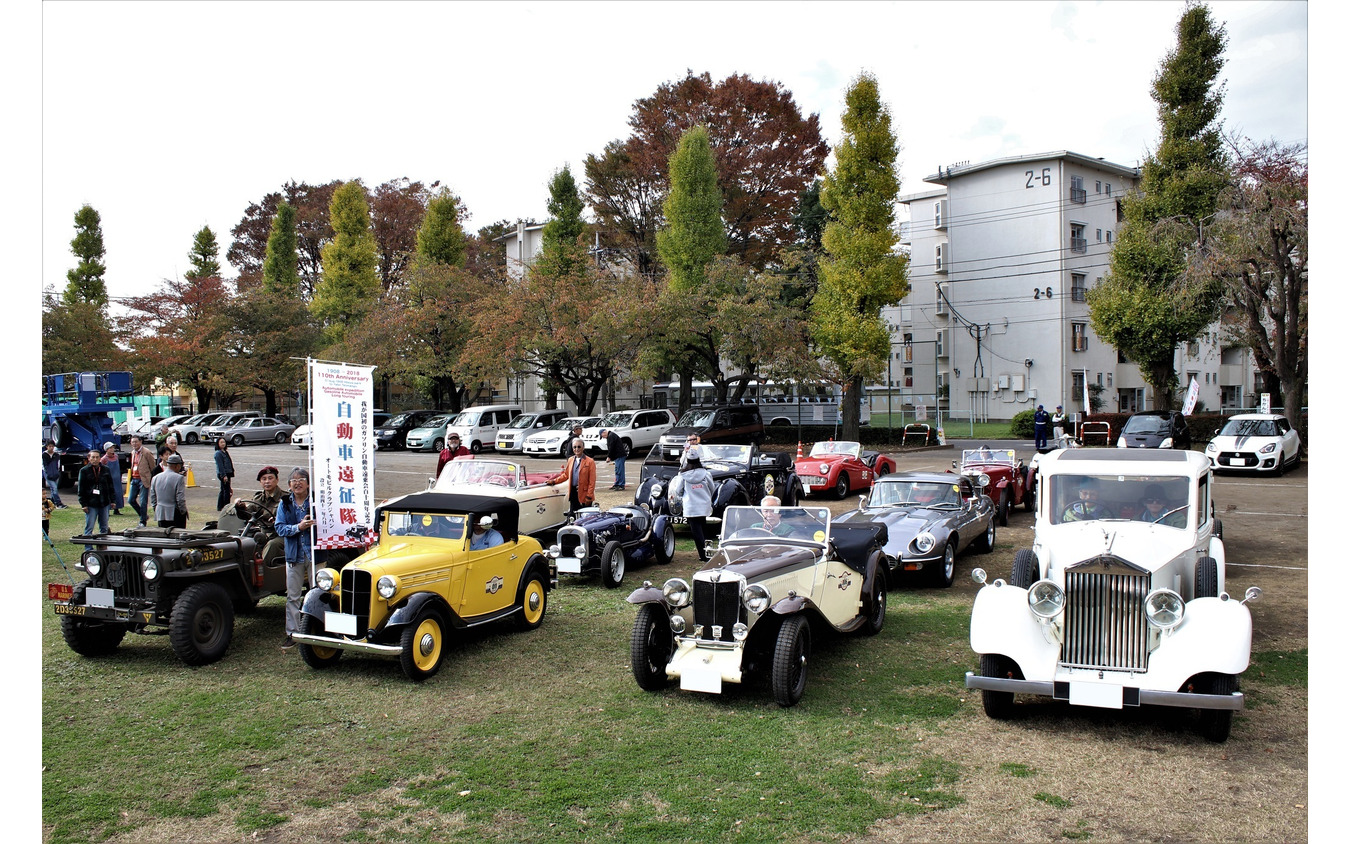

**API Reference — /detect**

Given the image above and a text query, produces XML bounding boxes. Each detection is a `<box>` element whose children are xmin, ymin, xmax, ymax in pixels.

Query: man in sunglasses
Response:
<box><xmin>548</xmin><ymin>437</ymin><xmax>596</xmax><ymax>513</ymax></box>
<box><xmin>1136</xmin><ymin>483</ymin><xmax>1187</xmax><ymax>527</ymax></box>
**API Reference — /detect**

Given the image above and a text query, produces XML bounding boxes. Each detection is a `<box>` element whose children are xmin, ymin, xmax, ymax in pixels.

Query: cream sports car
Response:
<box><xmin>431</xmin><ymin>458</ymin><xmax>569</xmax><ymax>536</ymax></box>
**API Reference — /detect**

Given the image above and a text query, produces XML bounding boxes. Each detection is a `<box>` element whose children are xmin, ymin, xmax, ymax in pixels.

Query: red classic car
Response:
<box><xmin>951</xmin><ymin>447</ymin><xmax>1034</xmax><ymax>526</ymax></box>
<box><xmin>794</xmin><ymin>440</ymin><xmax>896</xmax><ymax>499</ymax></box>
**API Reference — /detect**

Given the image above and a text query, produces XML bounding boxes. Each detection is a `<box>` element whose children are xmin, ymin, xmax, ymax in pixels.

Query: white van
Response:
<box><xmin>443</xmin><ymin>404</ymin><xmax>522</xmax><ymax>453</ymax></box>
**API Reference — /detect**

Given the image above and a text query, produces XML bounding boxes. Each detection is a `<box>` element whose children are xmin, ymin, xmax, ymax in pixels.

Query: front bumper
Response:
<box><xmin>54</xmin><ymin>600</ymin><xmax>158</xmax><ymax>626</ymax></box>
<box><xmin>291</xmin><ymin>631</ymin><xmax>402</xmax><ymax>656</ymax></box>
<box><xmin>964</xmin><ymin>671</ymin><xmax>1244</xmax><ymax>711</ymax></box>
<box><xmin>667</xmin><ymin>637</ymin><xmax>746</xmax><ymax>693</ymax></box>
<box><xmin>1210</xmin><ymin>451</ymin><xmax>1278</xmax><ymax>471</ymax></box>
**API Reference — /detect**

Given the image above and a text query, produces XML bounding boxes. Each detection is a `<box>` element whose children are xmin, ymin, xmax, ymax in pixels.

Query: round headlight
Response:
<box><xmin>819</xmin><ymin>464</ymin><xmax>829</xmax><ymax>475</ymax></box>
<box><xmin>1145</xmin><ymin>588</ymin><xmax>1186</xmax><ymax>630</ymax></box>
<box><xmin>914</xmin><ymin>532</ymin><xmax>936</xmax><ymax>554</ymax></box>
<box><xmin>669</xmin><ymin>614</ymin><xmax>686</xmax><ymax>634</ymax></box>
<box><xmin>1027</xmin><ymin>579</ymin><xmax>1066</xmax><ymax>619</ymax></box>
<box><xmin>316</xmin><ymin>569</ymin><xmax>337</xmax><ymax>591</ymax></box>
<box><xmin>977</xmin><ymin>472</ymin><xmax>991</xmax><ymax>488</ymax></box>
<box><xmin>732</xmin><ymin>622</ymin><xmax>749</xmax><ymax>641</ymax></box>
<box><xmin>84</xmin><ymin>553</ymin><xmax>102</xmax><ymax>576</ymax></box>
<box><xmin>662</xmin><ymin>578</ymin><xmax>691</xmax><ymax>608</ymax></box>
<box><xmin>376</xmin><ymin>575</ymin><xmax>398</xmax><ymax>600</ymax></box>
<box><xmin>763</xmin><ymin>475</ymin><xmax>775</xmax><ymax>495</ymax></box>
<box><xmin>141</xmin><ymin>557</ymin><xmax>160</xmax><ymax>580</ymax></box>
<box><xmin>743</xmin><ymin>584</ymin><xmax>771</xmax><ymax>615</ymax></box>
<box><xmin>650</xmin><ymin>485</ymin><xmax>663</xmax><ymax>499</ymax></box>
<box><xmin>1205</xmin><ymin>441</ymin><xmax>1217</xmax><ymax>452</ymax></box>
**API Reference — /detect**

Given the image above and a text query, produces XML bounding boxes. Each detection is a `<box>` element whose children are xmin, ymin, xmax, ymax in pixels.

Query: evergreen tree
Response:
<box><xmin>63</xmin><ymin>204</ymin><xmax>109</xmax><ymax>310</ymax></box>
<box><xmin>416</xmin><ymin>189</ymin><xmax>468</xmax><ymax>267</ymax></box>
<box><xmin>811</xmin><ymin>72</ymin><xmax>909</xmax><ymax>440</ymax></box>
<box><xmin>1089</xmin><ymin>1</ymin><xmax>1229</xmax><ymax>409</ymax></box>
<box><xmin>262</xmin><ymin>202</ymin><xmax>300</xmax><ymax>293</ymax></box>
<box><xmin>657</xmin><ymin>126</ymin><xmax>727</xmax><ymax>294</ymax></box>
<box><xmin>312</xmin><ymin>180</ymin><xmax>380</xmax><ymax>335</ymax></box>
<box><xmin>184</xmin><ymin>226</ymin><xmax>222</xmax><ymax>281</ymax></box>
<box><xmin>540</xmin><ymin>165</ymin><xmax>587</xmax><ymax>273</ymax></box>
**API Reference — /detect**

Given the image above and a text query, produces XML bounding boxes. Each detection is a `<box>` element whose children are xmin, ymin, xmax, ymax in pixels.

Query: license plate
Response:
<box><xmin>680</xmin><ymin>659</ymin><xmax>722</xmax><ymax>694</ymax></box>
<box><xmin>87</xmin><ymin>587</ymin><xmax>115</xmax><ymax>609</ymax></box>
<box><xmin>54</xmin><ymin>603</ymin><xmax>85</xmax><ymax>616</ymax></box>
<box><xmin>1069</xmin><ymin>681</ymin><xmax>1124</xmax><ymax>709</ymax></box>
<box><xmin>803</xmin><ymin>477</ymin><xmax>824</xmax><ymax>487</ymax></box>
<box><xmin>557</xmin><ymin>558</ymin><xmax>582</xmax><ymax>574</ymax></box>
<box><xmin>670</xmin><ymin>516</ymin><xmax>688</xmax><ymax>525</ymax></box>
<box><xmin>325</xmin><ymin>611</ymin><xmax>358</xmax><ymax>636</ymax></box>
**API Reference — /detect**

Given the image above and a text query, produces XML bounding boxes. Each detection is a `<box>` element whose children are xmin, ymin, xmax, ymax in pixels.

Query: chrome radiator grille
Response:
<box><xmin>693</xmin><ymin>579</ymin><xmax>741</xmax><ymax>642</ymax></box>
<box><xmin>1062</xmin><ymin>569</ymin><xmax>1150</xmax><ymax>671</ymax></box>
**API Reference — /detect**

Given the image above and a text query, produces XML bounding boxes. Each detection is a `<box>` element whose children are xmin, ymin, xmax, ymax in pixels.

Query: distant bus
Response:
<box><xmin>650</xmin><ymin>380</ymin><xmax>869</xmax><ymax>427</ymax></box>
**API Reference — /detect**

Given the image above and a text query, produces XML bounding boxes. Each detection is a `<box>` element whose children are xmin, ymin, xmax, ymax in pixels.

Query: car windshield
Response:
<box><xmin>598</xmin><ymin>412</ymin><xmax>633</xmax><ymax>427</ymax></box>
<box><xmin>1049</xmin><ymin>474</ymin><xmax>1191</xmax><ymax>527</ymax></box>
<box><xmin>721</xmin><ymin>505</ymin><xmax>831</xmax><ymax>546</ymax></box>
<box><xmin>387</xmin><ymin>412</ymin><xmax>421</xmax><ymax>427</ymax></box>
<box><xmin>1218</xmin><ymin>418</ymin><xmax>1279</xmax><ymax>437</ymax></box>
<box><xmin>436</xmin><ymin>460</ymin><xmax>521</xmax><ymax>489</ymax></box>
<box><xmin>699</xmin><ymin>444</ymin><xmax>752</xmax><ymax>465</ymax></box>
<box><xmin>676</xmin><ymin>409</ymin><xmax>717</xmax><ymax>427</ymax></box>
<box><xmin>1123</xmin><ymin>415</ymin><xmax>1170</xmax><ymax>434</ymax></box>
<box><xmin>506</xmin><ymin>415</ymin><xmax>536</xmax><ymax>430</ymax></box>
<box><xmin>384</xmin><ymin>511</ymin><xmax>467</xmax><ymax>541</ymax></box>
<box><xmin>961</xmin><ymin>448</ymin><xmax>1016</xmax><ymax>467</ymax></box>
<box><xmin>422</xmin><ymin>415</ymin><xmax>453</xmax><ymax>429</ymax></box>
<box><xmin>869</xmin><ymin>480</ymin><xmax>964</xmax><ymax>508</ymax></box>
<box><xmin>543</xmin><ymin>419</ymin><xmax>576</xmax><ymax>432</ymax></box>
<box><xmin>809</xmin><ymin>441</ymin><xmax>861</xmax><ymax>459</ymax></box>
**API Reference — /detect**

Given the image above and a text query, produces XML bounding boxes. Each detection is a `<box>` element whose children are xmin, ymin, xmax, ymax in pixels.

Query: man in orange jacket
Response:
<box><xmin>549</xmin><ymin>437</ymin><xmax>596</xmax><ymax>512</ymax></box>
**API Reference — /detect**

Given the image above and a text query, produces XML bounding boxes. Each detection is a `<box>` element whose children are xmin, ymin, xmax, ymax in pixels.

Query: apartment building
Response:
<box><xmin>878</xmin><ymin>151</ymin><xmax>1253</xmax><ymax>422</ymax></box>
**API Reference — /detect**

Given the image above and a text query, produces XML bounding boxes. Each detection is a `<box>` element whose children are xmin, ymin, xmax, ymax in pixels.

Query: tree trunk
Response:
<box><xmin>261</xmin><ymin>388</ymin><xmax>278</xmax><ymax>418</ymax></box>
<box><xmin>1148</xmin><ymin>362</ymin><xmax>1176</xmax><ymax>410</ymax></box>
<box><xmin>678</xmin><ymin>370</ymin><xmax>693</xmax><ymax>418</ymax></box>
<box><xmin>840</xmin><ymin>375</ymin><xmax>863</xmax><ymax>441</ymax></box>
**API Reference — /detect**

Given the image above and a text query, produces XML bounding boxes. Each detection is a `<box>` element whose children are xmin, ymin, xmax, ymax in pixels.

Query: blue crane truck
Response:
<box><xmin>42</xmin><ymin>371</ymin><xmax>135</xmax><ymax>486</ymax></box>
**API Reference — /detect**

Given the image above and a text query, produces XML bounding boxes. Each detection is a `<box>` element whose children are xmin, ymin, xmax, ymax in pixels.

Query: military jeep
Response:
<box><xmin>52</xmin><ymin>505</ymin><xmax>295</xmax><ymax>665</ymax></box>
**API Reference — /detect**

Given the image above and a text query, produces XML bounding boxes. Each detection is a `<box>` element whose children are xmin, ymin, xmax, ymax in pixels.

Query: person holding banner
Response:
<box><xmin>275</xmin><ymin>467</ymin><xmax>316</xmax><ymax>650</ymax></box>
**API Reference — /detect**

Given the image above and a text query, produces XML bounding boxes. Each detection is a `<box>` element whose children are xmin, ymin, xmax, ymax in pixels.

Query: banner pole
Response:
<box><xmin>306</xmin><ymin>358</ymin><xmax>316</xmax><ymax>589</ymax></box>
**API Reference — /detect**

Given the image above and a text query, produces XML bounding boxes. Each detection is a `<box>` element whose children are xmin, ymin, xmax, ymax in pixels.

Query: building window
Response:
<box><xmin>901</xmin><ymin>333</ymin><xmax>913</xmax><ymax>363</ymax></box>
<box><xmin>1106</xmin><ymin>183</ymin><xmax>1112</xmax><ymax>196</ymax></box>
<box><xmin>1095</xmin><ymin>180</ymin><xmax>1102</xmax><ymax>193</ymax></box>
<box><xmin>1072</xmin><ymin>371</ymin><xmax>1086</xmax><ymax>404</ymax></box>
<box><xmin>900</xmin><ymin>305</ymin><xmax>912</xmax><ymax>323</ymax></box>
<box><xmin>1107</xmin><ymin>373</ymin><xmax>1113</xmax><ymax>387</ymax></box>
<box><xmin>1070</xmin><ymin>175</ymin><xmax>1086</xmax><ymax>204</ymax></box>
<box><xmin>904</xmin><ymin>367</ymin><xmax>913</xmax><ymax>388</ymax></box>
<box><xmin>1106</xmin><ymin>230</ymin><xmax>1113</xmax><ymax>243</ymax></box>
<box><xmin>1070</xmin><ymin>223</ymin><xmax>1087</xmax><ymax>253</ymax></box>
<box><xmin>1072</xmin><ymin>322</ymin><xmax>1088</xmax><ymax>352</ymax></box>
<box><xmin>1072</xmin><ymin>273</ymin><xmax>1087</xmax><ymax>302</ymax></box>
<box><xmin>1187</xmin><ymin>341</ymin><xmax>1199</xmax><ymax>358</ymax></box>
<box><xmin>1096</xmin><ymin>372</ymin><xmax>1103</xmax><ymax>386</ymax></box>
<box><xmin>1096</xmin><ymin>228</ymin><xmax>1102</xmax><ymax>242</ymax></box>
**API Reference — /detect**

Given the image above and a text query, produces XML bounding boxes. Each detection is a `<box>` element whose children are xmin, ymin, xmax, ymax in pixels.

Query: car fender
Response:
<box><xmin>520</xmin><ymin>552</ymin><xmax>555</xmax><ymax>591</ymax></box>
<box><xmin>300</xmin><ymin>586</ymin><xmax>334</xmax><ymax>618</ymax></box>
<box><xmin>1207</xmin><ymin>536</ymin><xmax>1226</xmax><ymax>570</ymax></box>
<box><xmin>652</xmin><ymin>513</ymin><xmax>673</xmax><ymax>539</ymax></box>
<box><xmin>714</xmin><ymin>479</ymin><xmax>744</xmax><ymax>512</ymax></box>
<box><xmin>626</xmin><ymin>584</ymin><xmax>666</xmax><ymax>605</ymax></box>
<box><xmin>968</xmin><ymin>582</ymin><xmax>1061</xmax><ymax>681</ymax></box>
<box><xmin>1143</xmin><ymin>597</ymin><xmax>1253</xmax><ymax>688</ymax></box>
<box><xmin>772</xmin><ymin>594</ymin><xmax>809</xmax><ymax>615</ymax></box>
<box><xmin>386</xmin><ymin>590</ymin><xmax>449</xmax><ymax>629</ymax></box>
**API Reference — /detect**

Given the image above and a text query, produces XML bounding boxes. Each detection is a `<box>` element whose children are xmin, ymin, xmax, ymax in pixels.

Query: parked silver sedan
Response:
<box><xmin>221</xmin><ymin>416</ymin><xmax>297</xmax><ymax>445</ymax></box>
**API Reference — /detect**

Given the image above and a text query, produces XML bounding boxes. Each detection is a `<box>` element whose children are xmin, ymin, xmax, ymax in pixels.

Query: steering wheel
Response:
<box><xmin>735</xmin><ymin>528</ymin><xmax>777</xmax><ymax>539</ymax></box>
<box><xmin>235</xmin><ymin>500</ymin><xmax>264</xmax><ymax>517</ymax></box>
<box><xmin>486</xmin><ymin>476</ymin><xmax>511</xmax><ymax>487</ymax></box>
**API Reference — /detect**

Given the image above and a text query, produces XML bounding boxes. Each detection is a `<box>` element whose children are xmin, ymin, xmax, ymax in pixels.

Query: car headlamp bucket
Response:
<box><xmin>913</xmin><ymin>532</ymin><xmax>936</xmax><ymax>554</ymax></box>
<box><xmin>1205</xmin><ymin>442</ymin><xmax>1217</xmax><ymax>452</ymax></box>
<box><xmin>84</xmin><ymin>553</ymin><xmax>103</xmax><ymax>576</ymax></box>
<box><xmin>1259</xmin><ymin>443</ymin><xmax>1277</xmax><ymax>454</ymax></box>
<box><xmin>316</xmin><ymin>569</ymin><xmax>338</xmax><ymax>592</ymax></box>
<box><xmin>669</xmin><ymin>614</ymin><xmax>686</xmax><ymax>634</ymax></box>
<box><xmin>818</xmin><ymin>465</ymin><xmax>829</xmax><ymax>475</ymax></box>
<box><xmin>743</xmin><ymin>584</ymin><xmax>771</xmax><ymax>615</ymax></box>
<box><xmin>1026</xmin><ymin>579</ymin><xmax>1066</xmax><ymax>619</ymax></box>
<box><xmin>1159</xmin><ymin>437</ymin><xmax>1174</xmax><ymax>449</ymax></box>
<box><xmin>977</xmin><ymin>473</ymin><xmax>991</xmax><ymax>488</ymax></box>
<box><xmin>141</xmin><ymin>557</ymin><xmax>161</xmax><ymax>580</ymax></box>
<box><xmin>376</xmin><ymin>575</ymin><xmax>398</xmax><ymax>600</ymax></box>
<box><xmin>732</xmin><ymin>622</ymin><xmax>749</xmax><ymax>641</ymax></box>
<box><xmin>547</xmin><ymin>544</ymin><xmax>561</xmax><ymax>559</ymax></box>
<box><xmin>650</xmin><ymin>485</ymin><xmax>663</xmax><ymax>499</ymax></box>
<box><xmin>663</xmin><ymin>578</ymin><xmax>691</xmax><ymax>608</ymax></box>
<box><xmin>1145</xmin><ymin>588</ymin><xmax>1186</xmax><ymax>630</ymax></box>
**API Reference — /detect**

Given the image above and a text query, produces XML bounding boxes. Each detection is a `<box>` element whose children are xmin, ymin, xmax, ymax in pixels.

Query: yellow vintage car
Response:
<box><xmin>294</xmin><ymin>492</ymin><xmax>556</xmax><ymax>681</ymax></box>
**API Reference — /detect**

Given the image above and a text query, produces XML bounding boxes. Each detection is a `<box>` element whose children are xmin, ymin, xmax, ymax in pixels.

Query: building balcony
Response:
<box><xmin>1219</xmin><ymin>364</ymin><xmax>1247</xmax><ymax>387</ymax></box>
<box><xmin>1070</xmin><ymin>237</ymin><xmax>1087</xmax><ymax>253</ymax></box>
<box><xmin>1070</xmin><ymin>187</ymin><xmax>1087</xmax><ymax>204</ymax></box>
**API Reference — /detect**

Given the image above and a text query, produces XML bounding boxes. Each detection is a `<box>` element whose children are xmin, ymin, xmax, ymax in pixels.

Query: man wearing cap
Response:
<box><xmin>549</xmin><ymin>437</ymin><xmax>596</xmax><ymax>512</ymax></box>
<box><xmin>469</xmin><ymin>515</ymin><xmax>504</xmax><ymax>551</ymax></box>
<box><xmin>1061</xmin><ymin>477</ymin><xmax>1112</xmax><ymax>522</ymax></box>
<box><xmin>100</xmin><ymin>442</ymin><xmax>125</xmax><ymax>515</ymax></box>
<box><xmin>77</xmin><ymin>449</ymin><xmax>116</xmax><ymax>534</ymax></box>
<box><xmin>1052</xmin><ymin>405</ymin><xmax>1067</xmax><ymax>449</ymax></box>
<box><xmin>150</xmin><ymin>453</ymin><xmax>188</xmax><ymax>529</ymax></box>
<box><xmin>1033</xmin><ymin>404</ymin><xmax>1050</xmax><ymax>451</ymax></box>
<box><xmin>436</xmin><ymin>433</ymin><xmax>472</xmax><ymax>477</ymax></box>
<box><xmin>234</xmin><ymin>466</ymin><xmax>285</xmax><ymax>562</ymax></box>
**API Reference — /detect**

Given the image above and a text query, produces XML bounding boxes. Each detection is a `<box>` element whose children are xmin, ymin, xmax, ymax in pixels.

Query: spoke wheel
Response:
<box><xmin>931</xmin><ymin>540</ymin><xmax>956</xmax><ymax>588</ymax></box>
<box><xmin>654</xmin><ymin>523</ymin><xmax>675</xmax><ymax>565</ymax></box>
<box><xmin>861</xmin><ymin>560</ymin><xmax>887</xmax><ymax>636</ymax></box>
<box><xmin>630</xmin><ymin>603</ymin><xmax>673</xmax><ymax>691</ymax></box>
<box><xmin>771</xmin><ymin>616</ymin><xmax>811</xmax><ymax>707</ymax></box>
<box><xmin>399</xmin><ymin>609</ymin><xmax>446</xmax><ymax>681</ymax></box>
<box><xmin>601</xmin><ymin>541</ymin><xmax>626</xmax><ymax>589</ymax></box>
<box><xmin>975</xmin><ymin>517</ymin><xmax>996</xmax><ymax>553</ymax></box>
<box><xmin>833</xmin><ymin>474</ymin><xmax>849</xmax><ymax>500</ymax></box>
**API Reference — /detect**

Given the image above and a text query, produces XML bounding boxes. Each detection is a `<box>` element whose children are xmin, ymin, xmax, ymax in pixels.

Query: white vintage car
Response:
<box><xmin>431</xmin><ymin>458</ymin><xmax>569</xmax><ymax>536</ymax></box>
<box><xmin>965</xmin><ymin>448</ymin><xmax>1260</xmax><ymax>742</ymax></box>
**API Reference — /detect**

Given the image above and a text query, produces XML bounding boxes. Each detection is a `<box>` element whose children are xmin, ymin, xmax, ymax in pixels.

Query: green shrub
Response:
<box><xmin>1009</xmin><ymin>409</ymin><xmax>1035</xmax><ymax>438</ymax></box>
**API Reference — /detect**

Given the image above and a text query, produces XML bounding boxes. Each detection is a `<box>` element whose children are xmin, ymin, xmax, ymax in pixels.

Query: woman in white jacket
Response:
<box><xmin>670</xmin><ymin>446</ymin><xmax>715</xmax><ymax>562</ymax></box>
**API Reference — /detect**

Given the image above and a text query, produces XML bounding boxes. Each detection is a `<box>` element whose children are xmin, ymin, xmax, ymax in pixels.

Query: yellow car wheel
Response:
<box><xmin>298</xmin><ymin>612</ymin><xmax>342</xmax><ymax>669</ymax></box>
<box><xmin>399</xmin><ymin>609</ymin><xmax>446</xmax><ymax>681</ymax></box>
<box><xmin>516</xmin><ymin>575</ymin><xmax>548</xmax><ymax>630</ymax></box>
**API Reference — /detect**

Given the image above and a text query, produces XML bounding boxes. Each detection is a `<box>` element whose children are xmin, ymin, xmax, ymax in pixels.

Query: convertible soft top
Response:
<box><xmin>375</xmin><ymin>492</ymin><xmax>520</xmax><ymax>541</ymax></box>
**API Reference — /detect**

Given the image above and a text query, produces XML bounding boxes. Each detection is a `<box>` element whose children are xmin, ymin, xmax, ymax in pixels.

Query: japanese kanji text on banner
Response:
<box><xmin>308</xmin><ymin>361</ymin><xmax>376</xmax><ymax>549</ymax></box>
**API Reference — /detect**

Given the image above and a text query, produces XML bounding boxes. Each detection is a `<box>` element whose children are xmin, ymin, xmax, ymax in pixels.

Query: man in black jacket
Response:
<box><xmin>76</xmin><ymin>450</ymin><xmax>115</xmax><ymax>535</ymax></box>
<box><xmin>604</xmin><ymin>428</ymin><xmax>629</xmax><ymax>490</ymax></box>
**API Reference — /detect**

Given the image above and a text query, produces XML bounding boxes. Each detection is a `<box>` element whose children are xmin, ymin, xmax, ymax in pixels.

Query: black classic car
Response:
<box><xmin>634</xmin><ymin>443</ymin><xmax>803</xmax><ymax>526</ymax></box>
<box><xmin>550</xmin><ymin>504</ymin><xmax>676</xmax><ymax>588</ymax></box>
<box><xmin>627</xmin><ymin>505</ymin><xmax>889</xmax><ymax>707</ymax></box>
<box><xmin>834</xmin><ymin>472</ymin><xmax>996</xmax><ymax>587</ymax></box>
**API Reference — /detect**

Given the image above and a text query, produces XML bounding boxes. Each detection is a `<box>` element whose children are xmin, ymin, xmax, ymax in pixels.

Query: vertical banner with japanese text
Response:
<box><xmin>309</xmin><ymin>361</ymin><xmax>376</xmax><ymax>549</ymax></box>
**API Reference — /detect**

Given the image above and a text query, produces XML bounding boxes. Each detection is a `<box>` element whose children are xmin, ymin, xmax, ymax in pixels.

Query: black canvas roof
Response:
<box><xmin>376</xmin><ymin>492</ymin><xmax>520</xmax><ymax>540</ymax></box>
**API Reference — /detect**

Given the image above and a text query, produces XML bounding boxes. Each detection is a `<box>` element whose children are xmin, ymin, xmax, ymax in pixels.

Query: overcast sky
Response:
<box><xmin>37</xmin><ymin>0</ymin><xmax>1310</xmax><ymax>304</ymax></box>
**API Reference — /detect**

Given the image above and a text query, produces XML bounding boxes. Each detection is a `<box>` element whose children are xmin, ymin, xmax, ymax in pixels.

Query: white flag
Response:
<box><xmin>308</xmin><ymin>361</ymin><xmax>377</xmax><ymax>548</ymax></box>
<box><xmin>1181</xmin><ymin>376</ymin><xmax>1200</xmax><ymax>416</ymax></box>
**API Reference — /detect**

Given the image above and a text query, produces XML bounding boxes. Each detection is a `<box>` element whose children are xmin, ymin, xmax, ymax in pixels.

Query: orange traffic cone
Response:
<box><xmin>796</xmin><ymin>441</ymin><xmax>803</xmax><ymax>460</ymax></box>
